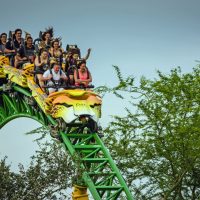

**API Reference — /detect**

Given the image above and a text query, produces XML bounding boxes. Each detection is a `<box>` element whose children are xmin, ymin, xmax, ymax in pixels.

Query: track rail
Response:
<box><xmin>61</xmin><ymin>132</ymin><xmax>133</xmax><ymax>199</ymax></box>
<box><xmin>0</xmin><ymin>89</ymin><xmax>56</xmax><ymax>129</ymax></box>
<box><xmin>0</xmin><ymin>85</ymin><xmax>134</xmax><ymax>200</ymax></box>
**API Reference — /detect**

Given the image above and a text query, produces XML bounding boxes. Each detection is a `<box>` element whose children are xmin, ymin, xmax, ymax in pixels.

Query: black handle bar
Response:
<box><xmin>43</xmin><ymin>84</ymin><xmax>94</xmax><ymax>89</ymax></box>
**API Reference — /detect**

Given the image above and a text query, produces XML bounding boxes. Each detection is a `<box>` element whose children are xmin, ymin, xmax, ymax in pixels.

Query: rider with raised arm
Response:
<box><xmin>65</xmin><ymin>46</ymin><xmax>91</xmax><ymax>85</ymax></box>
<box><xmin>65</xmin><ymin>47</ymin><xmax>91</xmax><ymax>67</ymax></box>
<box><xmin>74</xmin><ymin>60</ymin><xmax>92</xmax><ymax>87</ymax></box>
<box><xmin>42</xmin><ymin>63</ymin><xmax>68</xmax><ymax>94</ymax></box>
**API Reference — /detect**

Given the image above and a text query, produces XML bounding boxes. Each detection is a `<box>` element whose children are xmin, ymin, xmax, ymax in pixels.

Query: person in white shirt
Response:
<box><xmin>42</xmin><ymin>63</ymin><xmax>68</xmax><ymax>94</ymax></box>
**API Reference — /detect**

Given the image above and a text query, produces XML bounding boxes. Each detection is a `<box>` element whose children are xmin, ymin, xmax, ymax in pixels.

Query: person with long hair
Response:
<box><xmin>65</xmin><ymin>47</ymin><xmax>91</xmax><ymax>85</ymax></box>
<box><xmin>74</xmin><ymin>60</ymin><xmax>92</xmax><ymax>87</ymax></box>
<box><xmin>49</xmin><ymin>39</ymin><xmax>63</xmax><ymax>64</ymax></box>
<box><xmin>39</xmin><ymin>31</ymin><xmax>52</xmax><ymax>50</ymax></box>
<box><xmin>34</xmin><ymin>49</ymin><xmax>50</xmax><ymax>89</ymax></box>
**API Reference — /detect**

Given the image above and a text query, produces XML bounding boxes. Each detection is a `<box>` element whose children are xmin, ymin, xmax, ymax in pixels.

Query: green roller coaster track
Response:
<box><xmin>0</xmin><ymin>85</ymin><xmax>134</xmax><ymax>200</ymax></box>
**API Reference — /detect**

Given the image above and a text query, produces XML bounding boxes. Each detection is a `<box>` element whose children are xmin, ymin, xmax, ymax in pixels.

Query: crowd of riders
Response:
<box><xmin>0</xmin><ymin>27</ymin><xmax>92</xmax><ymax>94</ymax></box>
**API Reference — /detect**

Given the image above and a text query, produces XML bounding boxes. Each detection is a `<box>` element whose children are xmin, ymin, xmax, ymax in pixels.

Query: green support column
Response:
<box><xmin>0</xmin><ymin>85</ymin><xmax>134</xmax><ymax>200</ymax></box>
<box><xmin>61</xmin><ymin>132</ymin><xmax>134</xmax><ymax>200</ymax></box>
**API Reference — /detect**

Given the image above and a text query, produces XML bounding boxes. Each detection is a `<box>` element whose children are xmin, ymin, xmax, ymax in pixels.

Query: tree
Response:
<box><xmin>0</xmin><ymin>157</ymin><xmax>16</xmax><ymax>200</ymax></box>
<box><xmin>0</xmin><ymin>141</ymin><xmax>74</xmax><ymax>200</ymax></box>
<box><xmin>2</xmin><ymin>65</ymin><xmax>200</xmax><ymax>199</ymax></box>
<box><xmin>100</xmin><ymin>66</ymin><xmax>200</xmax><ymax>199</ymax></box>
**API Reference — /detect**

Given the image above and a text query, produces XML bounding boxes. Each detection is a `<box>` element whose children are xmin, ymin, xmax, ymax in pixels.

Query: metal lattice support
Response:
<box><xmin>61</xmin><ymin>132</ymin><xmax>134</xmax><ymax>200</ymax></box>
<box><xmin>0</xmin><ymin>89</ymin><xmax>56</xmax><ymax>128</ymax></box>
<box><xmin>0</xmin><ymin>86</ymin><xmax>134</xmax><ymax>200</ymax></box>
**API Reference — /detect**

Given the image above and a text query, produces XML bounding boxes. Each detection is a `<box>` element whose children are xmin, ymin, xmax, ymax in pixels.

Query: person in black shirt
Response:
<box><xmin>24</xmin><ymin>36</ymin><xmax>35</xmax><ymax>63</ymax></box>
<box><xmin>4</xmin><ymin>29</ymin><xmax>24</xmax><ymax>66</ymax></box>
<box><xmin>17</xmin><ymin>36</ymin><xmax>35</xmax><ymax>64</ymax></box>
<box><xmin>5</xmin><ymin>28</ymin><xmax>24</xmax><ymax>53</ymax></box>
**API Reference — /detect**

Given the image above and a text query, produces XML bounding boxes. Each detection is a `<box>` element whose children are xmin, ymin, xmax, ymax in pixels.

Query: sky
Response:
<box><xmin>0</xmin><ymin>0</ymin><xmax>200</xmax><ymax>171</ymax></box>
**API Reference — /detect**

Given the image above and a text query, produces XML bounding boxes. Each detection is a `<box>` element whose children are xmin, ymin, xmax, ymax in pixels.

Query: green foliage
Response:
<box><xmin>71</xmin><ymin>152</ymin><xmax>86</xmax><ymax>187</ymax></box>
<box><xmin>95</xmin><ymin>65</ymin><xmax>137</xmax><ymax>98</ymax></box>
<box><xmin>25</xmin><ymin>126</ymin><xmax>49</xmax><ymax>141</ymax></box>
<box><xmin>0</xmin><ymin>142</ymin><xmax>73</xmax><ymax>200</ymax></box>
<box><xmin>103</xmin><ymin>65</ymin><xmax>200</xmax><ymax>199</ymax></box>
<box><xmin>0</xmin><ymin>157</ymin><xmax>17</xmax><ymax>200</ymax></box>
<box><xmin>2</xmin><ymin>65</ymin><xmax>200</xmax><ymax>199</ymax></box>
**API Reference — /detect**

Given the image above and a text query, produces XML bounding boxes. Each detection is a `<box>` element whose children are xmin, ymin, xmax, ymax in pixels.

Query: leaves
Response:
<box><xmin>95</xmin><ymin>65</ymin><xmax>136</xmax><ymax>98</ymax></box>
<box><xmin>2</xmin><ymin>65</ymin><xmax>200</xmax><ymax>199</ymax></box>
<box><xmin>0</xmin><ymin>142</ymin><xmax>73</xmax><ymax>200</ymax></box>
<box><xmin>103</xmin><ymin>65</ymin><xmax>200</xmax><ymax>199</ymax></box>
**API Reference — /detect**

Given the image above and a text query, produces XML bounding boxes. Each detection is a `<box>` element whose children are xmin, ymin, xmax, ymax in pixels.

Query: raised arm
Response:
<box><xmin>83</xmin><ymin>48</ymin><xmax>91</xmax><ymax>60</ymax></box>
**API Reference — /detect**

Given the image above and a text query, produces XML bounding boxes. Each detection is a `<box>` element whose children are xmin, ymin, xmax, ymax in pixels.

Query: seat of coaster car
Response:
<box><xmin>66</xmin><ymin>44</ymin><xmax>81</xmax><ymax>57</ymax></box>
